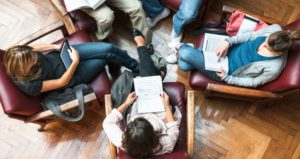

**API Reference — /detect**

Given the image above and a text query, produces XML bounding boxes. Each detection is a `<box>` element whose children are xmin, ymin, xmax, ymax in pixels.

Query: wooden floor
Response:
<box><xmin>1</xmin><ymin>1</ymin><xmax>300</xmax><ymax>159</ymax></box>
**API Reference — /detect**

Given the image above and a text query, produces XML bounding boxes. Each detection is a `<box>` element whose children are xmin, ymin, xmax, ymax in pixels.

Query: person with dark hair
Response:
<box><xmin>4</xmin><ymin>43</ymin><xmax>140</xmax><ymax>96</ymax></box>
<box><xmin>103</xmin><ymin>30</ymin><xmax>181</xmax><ymax>157</ymax></box>
<box><xmin>177</xmin><ymin>24</ymin><xmax>300</xmax><ymax>87</ymax></box>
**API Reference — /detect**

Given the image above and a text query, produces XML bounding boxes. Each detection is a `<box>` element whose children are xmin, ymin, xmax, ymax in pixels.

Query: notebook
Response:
<box><xmin>60</xmin><ymin>40</ymin><xmax>72</xmax><ymax>69</ymax></box>
<box><xmin>133</xmin><ymin>76</ymin><xmax>165</xmax><ymax>114</ymax></box>
<box><xmin>202</xmin><ymin>33</ymin><xmax>229</xmax><ymax>72</ymax></box>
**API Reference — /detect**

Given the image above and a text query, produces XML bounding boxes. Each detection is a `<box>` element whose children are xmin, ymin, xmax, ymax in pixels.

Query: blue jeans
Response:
<box><xmin>139</xmin><ymin>0</ymin><xmax>165</xmax><ymax>18</ymax></box>
<box><xmin>173</xmin><ymin>0</ymin><xmax>203</xmax><ymax>34</ymax></box>
<box><xmin>178</xmin><ymin>44</ymin><xmax>222</xmax><ymax>81</ymax></box>
<box><xmin>71</xmin><ymin>42</ymin><xmax>139</xmax><ymax>85</ymax></box>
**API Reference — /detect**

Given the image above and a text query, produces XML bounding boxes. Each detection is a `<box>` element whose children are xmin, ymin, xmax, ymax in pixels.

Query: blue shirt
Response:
<box><xmin>228</xmin><ymin>36</ymin><xmax>278</xmax><ymax>75</ymax></box>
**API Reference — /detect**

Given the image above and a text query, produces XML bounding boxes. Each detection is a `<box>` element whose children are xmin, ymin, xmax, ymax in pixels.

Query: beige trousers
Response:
<box><xmin>83</xmin><ymin>0</ymin><xmax>152</xmax><ymax>45</ymax></box>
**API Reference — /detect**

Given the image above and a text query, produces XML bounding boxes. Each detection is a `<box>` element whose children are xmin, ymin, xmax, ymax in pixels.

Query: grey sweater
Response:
<box><xmin>223</xmin><ymin>24</ymin><xmax>286</xmax><ymax>88</ymax></box>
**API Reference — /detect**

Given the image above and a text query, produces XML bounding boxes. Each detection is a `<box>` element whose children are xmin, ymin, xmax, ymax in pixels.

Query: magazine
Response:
<box><xmin>202</xmin><ymin>33</ymin><xmax>229</xmax><ymax>72</ymax></box>
<box><xmin>133</xmin><ymin>76</ymin><xmax>165</xmax><ymax>114</ymax></box>
<box><xmin>64</xmin><ymin>0</ymin><xmax>105</xmax><ymax>12</ymax></box>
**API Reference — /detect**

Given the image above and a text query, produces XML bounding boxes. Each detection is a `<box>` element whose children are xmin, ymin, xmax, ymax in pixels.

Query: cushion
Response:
<box><xmin>117</xmin><ymin>82</ymin><xmax>188</xmax><ymax>159</ymax></box>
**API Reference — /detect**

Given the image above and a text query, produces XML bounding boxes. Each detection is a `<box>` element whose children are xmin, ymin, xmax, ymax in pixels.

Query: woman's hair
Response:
<box><xmin>267</xmin><ymin>29</ymin><xmax>300</xmax><ymax>52</ymax></box>
<box><xmin>122</xmin><ymin>117</ymin><xmax>162</xmax><ymax>157</ymax></box>
<box><xmin>4</xmin><ymin>45</ymin><xmax>39</xmax><ymax>82</ymax></box>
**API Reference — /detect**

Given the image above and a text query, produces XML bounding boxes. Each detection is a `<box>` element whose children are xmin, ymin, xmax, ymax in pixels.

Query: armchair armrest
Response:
<box><xmin>49</xmin><ymin>0</ymin><xmax>76</xmax><ymax>34</ymax></box>
<box><xmin>222</xmin><ymin>5</ymin><xmax>283</xmax><ymax>25</ymax></box>
<box><xmin>105</xmin><ymin>94</ymin><xmax>117</xmax><ymax>159</ymax></box>
<box><xmin>187</xmin><ymin>91</ymin><xmax>195</xmax><ymax>158</ymax></box>
<box><xmin>206</xmin><ymin>83</ymin><xmax>283</xmax><ymax>99</ymax></box>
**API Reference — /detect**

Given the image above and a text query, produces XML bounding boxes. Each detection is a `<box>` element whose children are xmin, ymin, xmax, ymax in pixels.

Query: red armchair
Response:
<box><xmin>105</xmin><ymin>82</ymin><xmax>195</xmax><ymax>159</ymax></box>
<box><xmin>189</xmin><ymin>9</ymin><xmax>300</xmax><ymax>101</ymax></box>
<box><xmin>0</xmin><ymin>21</ymin><xmax>110</xmax><ymax>131</ymax></box>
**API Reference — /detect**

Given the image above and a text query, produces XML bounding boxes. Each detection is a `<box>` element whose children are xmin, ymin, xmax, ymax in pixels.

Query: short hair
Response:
<box><xmin>122</xmin><ymin>117</ymin><xmax>162</xmax><ymax>157</ymax></box>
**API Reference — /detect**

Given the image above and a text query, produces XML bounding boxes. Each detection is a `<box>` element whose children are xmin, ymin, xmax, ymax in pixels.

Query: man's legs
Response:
<box><xmin>106</xmin><ymin>0</ymin><xmax>152</xmax><ymax>46</ymax></box>
<box><xmin>169</xmin><ymin>0</ymin><xmax>203</xmax><ymax>46</ymax></box>
<box><xmin>82</xmin><ymin>4</ymin><xmax>114</xmax><ymax>40</ymax></box>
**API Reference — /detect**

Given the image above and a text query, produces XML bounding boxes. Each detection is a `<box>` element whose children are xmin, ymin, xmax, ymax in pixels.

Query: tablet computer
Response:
<box><xmin>60</xmin><ymin>40</ymin><xmax>72</xmax><ymax>69</ymax></box>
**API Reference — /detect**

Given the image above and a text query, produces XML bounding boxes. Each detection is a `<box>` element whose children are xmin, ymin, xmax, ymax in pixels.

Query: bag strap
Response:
<box><xmin>193</xmin><ymin>15</ymin><xmax>229</xmax><ymax>35</ymax></box>
<box><xmin>44</xmin><ymin>87</ymin><xmax>86</xmax><ymax>122</ymax></box>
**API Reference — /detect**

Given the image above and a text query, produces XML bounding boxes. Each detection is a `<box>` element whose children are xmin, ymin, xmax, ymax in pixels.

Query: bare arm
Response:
<box><xmin>160</xmin><ymin>92</ymin><xmax>175</xmax><ymax>122</ymax></box>
<box><xmin>30</xmin><ymin>44</ymin><xmax>60</xmax><ymax>52</ymax></box>
<box><xmin>41</xmin><ymin>47</ymin><xmax>80</xmax><ymax>92</ymax></box>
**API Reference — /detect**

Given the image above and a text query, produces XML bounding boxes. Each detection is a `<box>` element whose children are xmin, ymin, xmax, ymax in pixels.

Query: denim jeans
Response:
<box><xmin>173</xmin><ymin>0</ymin><xmax>203</xmax><ymax>34</ymax></box>
<box><xmin>72</xmin><ymin>42</ymin><xmax>139</xmax><ymax>84</ymax></box>
<box><xmin>139</xmin><ymin>0</ymin><xmax>165</xmax><ymax>18</ymax></box>
<box><xmin>178</xmin><ymin>44</ymin><xmax>222</xmax><ymax>82</ymax></box>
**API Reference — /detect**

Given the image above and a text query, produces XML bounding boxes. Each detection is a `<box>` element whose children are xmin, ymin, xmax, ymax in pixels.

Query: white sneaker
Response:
<box><xmin>147</xmin><ymin>7</ymin><xmax>170</xmax><ymax>28</ymax></box>
<box><xmin>170</xmin><ymin>28</ymin><xmax>183</xmax><ymax>43</ymax></box>
<box><xmin>166</xmin><ymin>53</ymin><xmax>178</xmax><ymax>64</ymax></box>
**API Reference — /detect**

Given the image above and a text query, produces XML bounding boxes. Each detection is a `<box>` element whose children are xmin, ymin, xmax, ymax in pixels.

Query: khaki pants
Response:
<box><xmin>83</xmin><ymin>0</ymin><xmax>152</xmax><ymax>45</ymax></box>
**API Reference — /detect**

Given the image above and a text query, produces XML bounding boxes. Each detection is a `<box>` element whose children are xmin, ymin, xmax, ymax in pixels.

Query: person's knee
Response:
<box><xmin>181</xmin><ymin>10</ymin><xmax>198</xmax><ymax>22</ymax></box>
<box><xmin>126</xmin><ymin>2</ymin><xmax>144</xmax><ymax>16</ymax></box>
<box><xmin>94</xmin><ymin>9</ymin><xmax>115</xmax><ymax>25</ymax></box>
<box><xmin>178</xmin><ymin>46</ymin><xmax>194</xmax><ymax>62</ymax></box>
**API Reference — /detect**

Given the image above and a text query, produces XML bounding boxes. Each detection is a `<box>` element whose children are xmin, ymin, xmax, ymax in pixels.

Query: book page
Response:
<box><xmin>87</xmin><ymin>0</ymin><xmax>105</xmax><ymax>9</ymax></box>
<box><xmin>133</xmin><ymin>76</ymin><xmax>164</xmax><ymax>114</ymax></box>
<box><xmin>203</xmin><ymin>33</ymin><xmax>229</xmax><ymax>72</ymax></box>
<box><xmin>64</xmin><ymin>0</ymin><xmax>89</xmax><ymax>12</ymax></box>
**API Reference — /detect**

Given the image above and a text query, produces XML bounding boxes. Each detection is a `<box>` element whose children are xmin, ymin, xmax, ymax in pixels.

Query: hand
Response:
<box><xmin>215</xmin><ymin>41</ymin><xmax>229</xmax><ymax>61</ymax></box>
<box><xmin>53</xmin><ymin>44</ymin><xmax>61</xmax><ymax>51</ymax></box>
<box><xmin>160</xmin><ymin>92</ymin><xmax>170</xmax><ymax>108</ymax></box>
<box><xmin>124</xmin><ymin>92</ymin><xmax>138</xmax><ymax>107</ymax></box>
<box><xmin>216</xmin><ymin>68</ymin><xmax>226</xmax><ymax>78</ymax></box>
<box><xmin>68</xmin><ymin>47</ymin><xmax>80</xmax><ymax>64</ymax></box>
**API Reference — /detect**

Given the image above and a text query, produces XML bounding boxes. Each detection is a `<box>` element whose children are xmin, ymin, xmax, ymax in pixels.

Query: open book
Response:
<box><xmin>133</xmin><ymin>76</ymin><xmax>165</xmax><ymax>114</ymax></box>
<box><xmin>203</xmin><ymin>33</ymin><xmax>229</xmax><ymax>72</ymax></box>
<box><xmin>64</xmin><ymin>0</ymin><xmax>105</xmax><ymax>12</ymax></box>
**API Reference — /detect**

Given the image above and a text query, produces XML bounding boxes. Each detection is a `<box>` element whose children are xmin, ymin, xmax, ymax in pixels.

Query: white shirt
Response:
<box><xmin>102</xmin><ymin>102</ymin><xmax>182</xmax><ymax>155</ymax></box>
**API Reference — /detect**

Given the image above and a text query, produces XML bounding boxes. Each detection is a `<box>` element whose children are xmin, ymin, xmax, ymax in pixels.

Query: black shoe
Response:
<box><xmin>133</xmin><ymin>29</ymin><xmax>144</xmax><ymax>39</ymax></box>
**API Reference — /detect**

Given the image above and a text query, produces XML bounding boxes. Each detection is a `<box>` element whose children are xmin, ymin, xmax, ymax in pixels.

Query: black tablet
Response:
<box><xmin>60</xmin><ymin>40</ymin><xmax>72</xmax><ymax>69</ymax></box>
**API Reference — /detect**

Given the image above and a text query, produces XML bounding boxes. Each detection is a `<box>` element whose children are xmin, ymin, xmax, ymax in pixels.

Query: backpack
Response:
<box><xmin>194</xmin><ymin>10</ymin><xmax>268</xmax><ymax>36</ymax></box>
<box><xmin>110</xmin><ymin>70</ymin><xmax>134</xmax><ymax>124</ymax></box>
<box><xmin>41</xmin><ymin>84</ymin><xmax>94</xmax><ymax>122</ymax></box>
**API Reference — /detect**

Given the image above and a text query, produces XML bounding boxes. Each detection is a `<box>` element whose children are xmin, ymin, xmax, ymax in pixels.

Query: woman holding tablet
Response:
<box><xmin>4</xmin><ymin>42</ymin><xmax>140</xmax><ymax>96</ymax></box>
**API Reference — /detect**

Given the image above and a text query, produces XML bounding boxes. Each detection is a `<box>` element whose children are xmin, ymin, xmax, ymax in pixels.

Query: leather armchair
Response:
<box><xmin>105</xmin><ymin>82</ymin><xmax>195</xmax><ymax>159</ymax></box>
<box><xmin>189</xmin><ymin>11</ymin><xmax>300</xmax><ymax>101</ymax></box>
<box><xmin>0</xmin><ymin>21</ymin><xmax>110</xmax><ymax>131</ymax></box>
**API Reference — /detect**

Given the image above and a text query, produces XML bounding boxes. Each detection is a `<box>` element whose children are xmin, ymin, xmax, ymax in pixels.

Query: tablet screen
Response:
<box><xmin>60</xmin><ymin>40</ymin><xmax>72</xmax><ymax>69</ymax></box>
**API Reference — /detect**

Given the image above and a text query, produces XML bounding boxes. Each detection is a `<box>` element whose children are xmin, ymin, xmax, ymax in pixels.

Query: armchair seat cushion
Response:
<box><xmin>0</xmin><ymin>30</ymin><xmax>110</xmax><ymax>116</ymax></box>
<box><xmin>116</xmin><ymin>82</ymin><xmax>188</xmax><ymax>159</ymax></box>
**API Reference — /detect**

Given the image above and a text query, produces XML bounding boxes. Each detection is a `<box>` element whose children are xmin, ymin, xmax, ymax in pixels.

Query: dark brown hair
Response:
<box><xmin>267</xmin><ymin>29</ymin><xmax>300</xmax><ymax>52</ymax></box>
<box><xmin>4</xmin><ymin>45</ymin><xmax>39</xmax><ymax>82</ymax></box>
<box><xmin>122</xmin><ymin>117</ymin><xmax>162</xmax><ymax>157</ymax></box>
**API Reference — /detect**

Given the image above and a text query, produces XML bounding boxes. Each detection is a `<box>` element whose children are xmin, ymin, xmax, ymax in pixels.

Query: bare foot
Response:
<box><xmin>134</xmin><ymin>36</ymin><xmax>145</xmax><ymax>47</ymax></box>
